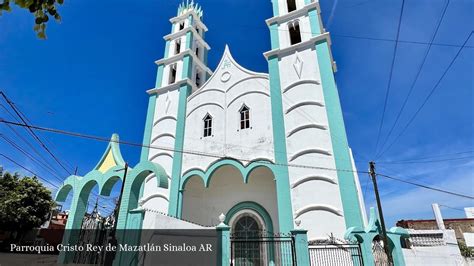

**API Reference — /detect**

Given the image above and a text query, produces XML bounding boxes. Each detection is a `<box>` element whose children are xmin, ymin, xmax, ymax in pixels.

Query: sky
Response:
<box><xmin>0</xmin><ymin>0</ymin><xmax>473</xmax><ymax>226</ymax></box>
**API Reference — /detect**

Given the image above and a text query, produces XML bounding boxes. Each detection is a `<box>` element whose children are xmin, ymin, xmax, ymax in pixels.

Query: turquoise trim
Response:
<box><xmin>168</xmin><ymin>53</ymin><xmax>194</xmax><ymax>217</ymax></box>
<box><xmin>266</xmin><ymin>56</ymin><xmax>294</xmax><ymax>233</ymax></box>
<box><xmin>140</xmin><ymin>19</ymin><xmax>171</xmax><ymax>162</ymax></box>
<box><xmin>225</xmin><ymin>201</ymin><xmax>276</xmax><ymax>265</ymax></box>
<box><xmin>185</xmin><ymin>15</ymin><xmax>194</xmax><ymax>50</ymax></box>
<box><xmin>345</xmin><ymin>208</ymin><xmax>409</xmax><ymax>266</ymax></box>
<box><xmin>140</xmin><ymin>95</ymin><xmax>157</xmax><ymax>161</ymax></box>
<box><xmin>291</xmin><ymin>229</ymin><xmax>310</xmax><ymax>266</ymax></box>
<box><xmin>308</xmin><ymin>8</ymin><xmax>321</xmax><ymax>35</ymax></box>
<box><xmin>271</xmin><ymin>0</ymin><xmax>279</xmax><ymax>16</ymax></box>
<box><xmin>168</xmin><ymin>82</ymin><xmax>192</xmax><ymax>217</ymax></box>
<box><xmin>315</xmin><ymin>40</ymin><xmax>364</xmax><ymax>228</ymax></box>
<box><xmin>216</xmin><ymin>224</ymin><xmax>231</xmax><ymax>266</ymax></box>
<box><xmin>269</xmin><ymin>24</ymin><xmax>280</xmax><ymax>50</ymax></box>
<box><xmin>93</xmin><ymin>134</ymin><xmax>126</xmax><ymax>170</ymax></box>
<box><xmin>225</xmin><ymin>201</ymin><xmax>274</xmax><ymax>234</ymax></box>
<box><xmin>180</xmin><ymin>158</ymin><xmax>275</xmax><ymax>190</ymax></box>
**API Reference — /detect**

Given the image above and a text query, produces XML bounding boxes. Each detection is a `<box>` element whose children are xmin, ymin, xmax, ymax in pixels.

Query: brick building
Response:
<box><xmin>396</xmin><ymin>218</ymin><xmax>474</xmax><ymax>245</ymax></box>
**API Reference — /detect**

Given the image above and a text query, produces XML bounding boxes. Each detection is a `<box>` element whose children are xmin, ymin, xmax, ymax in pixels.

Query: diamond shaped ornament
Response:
<box><xmin>293</xmin><ymin>54</ymin><xmax>303</xmax><ymax>79</ymax></box>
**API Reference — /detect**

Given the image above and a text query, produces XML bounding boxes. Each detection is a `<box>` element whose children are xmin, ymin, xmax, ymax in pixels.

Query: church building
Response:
<box><xmin>138</xmin><ymin>0</ymin><xmax>367</xmax><ymax>242</ymax></box>
<box><xmin>55</xmin><ymin>1</ymin><xmax>417</xmax><ymax>266</ymax></box>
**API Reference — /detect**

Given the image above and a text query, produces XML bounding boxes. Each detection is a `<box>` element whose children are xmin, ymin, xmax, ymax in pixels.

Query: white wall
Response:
<box><xmin>278</xmin><ymin>47</ymin><xmax>346</xmax><ymax>240</ymax></box>
<box><xmin>182</xmin><ymin>46</ymin><xmax>274</xmax><ymax>173</ymax></box>
<box><xmin>403</xmin><ymin>230</ymin><xmax>466</xmax><ymax>266</ymax></box>
<box><xmin>181</xmin><ymin>165</ymin><xmax>280</xmax><ymax>231</ymax></box>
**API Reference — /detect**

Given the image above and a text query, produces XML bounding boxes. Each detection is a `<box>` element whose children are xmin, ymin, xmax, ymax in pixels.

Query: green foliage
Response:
<box><xmin>0</xmin><ymin>0</ymin><xmax>64</xmax><ymax>39</ymax></box>
<box><xmin>0</xmin><ymin>172</ymin><xmax>54</xmax><ymax>232</ymax></box>
<box><xmin>459</xmin><ymin>241</ymin><xmax>473</xmax><ymax>257</ymax></box>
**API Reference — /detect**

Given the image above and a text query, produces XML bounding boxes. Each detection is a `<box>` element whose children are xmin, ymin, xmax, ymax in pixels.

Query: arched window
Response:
<box><xmin>203</xmin><ymin>113</ymin><xmax>212</xmax><ymax>137</ymax></box>
<box><xmin>175</xmin><ymin>39</ymin><xmax>181</xmax><ymax>55</ymax></box>
<box><xmin>289</xmin><ymin>20</ymin><xmax>302</xmax><ymax>45</ymax></box>
<box><xmin>239</xmin><ymin>105</ymin><xmax>250</xmax><ymax>129</ymax></box>
<box><xmin>287</xmin><ymin>0</ymin><xmax>297</xmax><ymax>12</ymax></box>
<box><xmin>232</xmin><ymin>215</ymin><xmax>262</xmax><ymax>265</ymax></box>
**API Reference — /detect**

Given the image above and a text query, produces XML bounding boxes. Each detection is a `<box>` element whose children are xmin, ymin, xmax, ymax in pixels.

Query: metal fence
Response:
<box><xmin>309</xmin><ymin>243</ymin><xmax>364</xmax><ymax>266</ymax></box>
<box><xmin>230</xmin><ymin>233</ymin><xmax>296</xmax><ymax>266</ymax></box>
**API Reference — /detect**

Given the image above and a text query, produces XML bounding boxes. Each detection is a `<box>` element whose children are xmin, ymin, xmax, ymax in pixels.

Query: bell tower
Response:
<box><xmin>140</xmin><ymin>1</ymin><xmax>212</xmax><ymax>226</ymax></box>
<box><xmin>265</xmin><ymin>0</ymin><xmax>366</xmax><ymax>240</ymax></box>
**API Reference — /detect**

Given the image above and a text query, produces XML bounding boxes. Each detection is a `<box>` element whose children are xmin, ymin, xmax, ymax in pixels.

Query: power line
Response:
<box><xmin>0</xmin><ymin>134</ymin><xmax>65</xmax><ymax>183</ymax></box>
<box><xmin>377</xmin><ymin>173</ymin><xmax>474</xmax><ymax>200</ymax></box>
<box><xmin>2</xmin><ymin>116</ymin><xmax>472</xmax><ymax>202</ymax></box>
<box><xmin>0</xmin><ymin>118</ymin><xmax>367</xmax><ymax>174</ymax></box>
<box><xmin>379</xmin><ymin>150</ymin><xmax>474</xmax><ymax>163</ymax></box>
<box><xmin>376</xmin><ymin>0</ymin><xmax>451</xmax><ymax>158</ymax></box>
<box><xmin>1</xmin><ymin>103</ymin><xmax>61</xmax><ymax>171</ymax></box>
<box><xmin>373</xmin><ymin>0</ymin><xmax>406</xmax><ymax>157</ymax></box>
<box><xmin>12</xmin><ymin>102</ymin><xmax>76</xmax><ymax>171</ymax></box>
<box><xmin>330</xmin><ymin>34</ymin><xmax>474</xmax><ymax>49</ymax></box>
<box><xmin>439</xmin><ymin>204</ymin><xmax>467</xmax><ymax>213</ymax></box>
<box><xmin>376</xmin><ymin>31</ymin><xmax>474</xmax><ymax>159</ymax></box>
<box><xmin>378</xmin><ymin>156</ymin><xmax>473</xmax><ymax>165</ymax></box>
<box><xmin>0</xmin><ymin>153</ymin><xmax>60</xmax><ymax>189</ymax></box>
<box><xmin>0</xmin><ymin>92</ymin><xmax>73</xmax><ymax>175</ymax></box>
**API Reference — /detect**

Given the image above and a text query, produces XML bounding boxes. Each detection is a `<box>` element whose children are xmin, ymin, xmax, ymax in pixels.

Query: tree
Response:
<box><xmin>0</xmin><ymin>171</ymin><xmax>54</xmax><ymax>240</ymax></box>
<box><xmin>0</xmin><ymin>0</ymin><xmax>64</xmax><ymax>39</ymax></box>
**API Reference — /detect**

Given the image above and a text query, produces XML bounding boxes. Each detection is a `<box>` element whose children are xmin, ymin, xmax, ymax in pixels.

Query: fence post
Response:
<box><xmin>216</xmin><ymin>214</ymin><xmax>231</xmax><ymax>266</ymax></box>
<box><xmin>291</xmin><ymin>228</ymin><xmax>310</xmax><ymax>266</ymax></box>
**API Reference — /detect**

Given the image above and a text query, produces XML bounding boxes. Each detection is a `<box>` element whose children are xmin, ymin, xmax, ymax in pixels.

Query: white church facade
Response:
<box><xmin>56</xmin><ymin>1</ymin><xmax>420</xmax><ymax>265</ymax></box>
<box><xmin>139</xmin><ymin>0</ymin><xmax>367</xmax><ymax>242</ymax></box>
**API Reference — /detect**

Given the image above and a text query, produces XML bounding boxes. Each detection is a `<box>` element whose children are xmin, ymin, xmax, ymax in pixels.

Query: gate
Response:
<box><xmin>230</xmin><ymin>232</ymin><xmax>296</xmax><ymax>266</ymax></box>
<box><xmin>309</xmin><ymin>241</ymin><xmax>364</xmax><ymax>266</ymax></box>
<box><xmin>372</xmin><ymin>237</ymin><xmax>390</xmax><ymax>266</ymax></box>
<box><xmin>72</xmin><ymin>202</ymin><xmax>116</xmax><ymax>265</ymax></box>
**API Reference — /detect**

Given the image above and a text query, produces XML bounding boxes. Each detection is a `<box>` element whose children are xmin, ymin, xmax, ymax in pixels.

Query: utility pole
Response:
<box><xmin>369</xmin><ymin>161</ymin><xmax>393</xmax><ymax>265</ymax></box>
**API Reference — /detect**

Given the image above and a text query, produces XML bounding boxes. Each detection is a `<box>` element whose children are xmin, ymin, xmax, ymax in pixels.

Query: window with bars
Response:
<box><xmin>289</xmin><ymin>20</ymin><xmax>302</xmax><ymax>45</ymax></box>
<box><xmin>239</xmin><ymin>105</ymin><xmax>250</xmax><ymax>130</ymax></box>
<box><xmin>175</xmin><ymin>39</ymin><xmax>181</xmax><ymax>55</ymax></box>
<box><xmin>203</xmin><ymin>114</ymin><xmax>212</xmax><ymax>137</ymax></box>
<box><xmin>168</xmin><ymin>63</ymin><xmax>177</xmax><ymax>84</ymax></box>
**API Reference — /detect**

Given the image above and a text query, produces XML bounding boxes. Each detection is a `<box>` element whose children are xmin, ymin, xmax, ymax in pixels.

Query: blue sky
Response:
<box><xmin>0</xmin><ymin>0</ymin><xmax>472</xmax><ymax>226</ymax></box>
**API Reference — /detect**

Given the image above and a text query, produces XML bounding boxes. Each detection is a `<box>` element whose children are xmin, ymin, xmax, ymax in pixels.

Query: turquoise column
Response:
<box><xmin>315</xmin><ymin>39</ymin><xmax>364</xmax><ymax>228</ymax></box>
<box><xmin>216</xmin><ymin>222</ymin><xmax>231</xmax><ymax>266</ymax></box>
<box><xmin>140</xmin><ymin>22</ymin><xmax>171</xmax><ymax>162</ymax></box>
<box><xmin>268</xmin><ymin>55</ymin><xmax>294</xmax><ymax>233</ymax></box>
<box><xmin>266</xmin><ymin>8</ymin><xmax>294</xmax><ymax>233</ymax></box>
<box><xmin>291</xmin><ymin>229</ymin><xmax>310</xmax><ymax>266</ymax></box>
<box><xmin>388</xmin><ymin>228</ymin><xmax>408</xmax><ymax>266</ymax></box>
<box><xmin>168</xmin><ymin>14</ymin><xmax>195</xmax><ymax>217</ymax></box>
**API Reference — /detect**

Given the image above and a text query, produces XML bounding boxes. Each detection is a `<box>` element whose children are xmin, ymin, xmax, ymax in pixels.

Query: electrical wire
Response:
<box><xmin>378</xmin><ymin>156</ymin><xmax>473</xmax><ymax>165</ymax></box>
<box><xmin>376</xmin><ymin>31</ymin><xmax>474</xmax><ymax>159</ymax></box>
<box><xmin>1</xmin><ymin>103</ymin><xmax>63</xmax><ymax>171</ymax></box>
<box><xmin>378</xmin><ymin>150</ymin><xmax>474</xmax><ymax>163</ymax></box>
<box><xmin>376</xmin><ymin>173</ymin><xmax>474</xmax><ymax>200</ymax></box>
<box><xmin>0</xmin><ymin>118</ymin><xmax>367</xmax><ymax>174</ymax></box>
<box><xmin>376</xmin><ymin>0</ymin><xmax>451</xmax><ymax>158</ymax></box>
<box><xmin>0</xmin><ymin>153</ymin><xmax>60</xmax><ymax>189</ymax></box>
<box><xmin>0</xmin><ymin>92</ymin><xmax>74</xmax><ymax>175</ymax></box>
<box><xmin>0</xmin><ymin>134</ymin><xmax>65</xmax><ymax>183</ymax></box>
<box><xmin>373</xmin><ymin>0</ymin><xmax>406</xmax><ymax>157</ymax></box>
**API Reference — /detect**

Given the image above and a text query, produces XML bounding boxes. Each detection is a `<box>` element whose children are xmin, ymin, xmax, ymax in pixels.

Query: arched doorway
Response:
<box><xmin>231</xmin><ymin>212</ymin><xmax>266</xmax><ymax>266</ymax></box>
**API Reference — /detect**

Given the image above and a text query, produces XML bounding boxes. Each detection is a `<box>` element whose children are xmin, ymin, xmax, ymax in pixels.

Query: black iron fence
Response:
<box><xmin>308</xmin><ymin>242</ymin><xmax>364</xmax><ymax>266</ymax></box>
<box><xmin>230</xmin><ymin>232</ymin><xmax>296</xmax><ymax>266</ymax></box>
